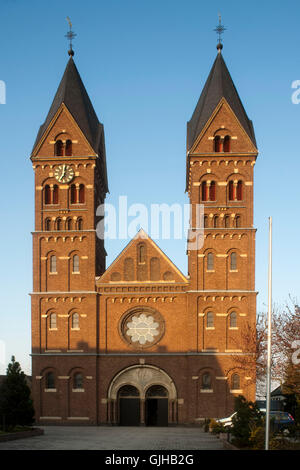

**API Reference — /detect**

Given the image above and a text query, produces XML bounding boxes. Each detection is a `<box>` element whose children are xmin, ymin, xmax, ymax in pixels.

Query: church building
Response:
<box><xmin>30</xmin><ymin>39</ymin><xmax>258</xmax><ymax>426</ymax></box>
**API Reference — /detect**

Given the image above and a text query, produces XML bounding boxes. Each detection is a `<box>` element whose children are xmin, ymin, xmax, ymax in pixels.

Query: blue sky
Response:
<box><xmin>0</xmin><ymin>0</ymin><xmax>299</xmax><ymax>375</ymax></box>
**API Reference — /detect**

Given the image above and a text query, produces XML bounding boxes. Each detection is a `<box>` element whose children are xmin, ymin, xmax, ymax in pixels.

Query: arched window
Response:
<box><xmin>65</xmin><ymin>139</ymin><xmax>72</xmax><ymax>156</ymax></box>
<box><xmin>204</xmin><ymin>215</ymin><xmax>208</xmax><ymax>228</ymax></box>
<box><xmin>235</xmin><ymin>216</ymin><xmax>241</xmax><ymax>228</ymax></box>
<box><xmin>72</xmin><ymin>255</ymin><xmax>80</xmax><ymax>273</ymax></box>
<box><xmin>228</xmin><ymin>181</ymin><xmax>234</xmax><ymax>201</ymax></box>
<box><xmin>79</xmin><ymin>184</ymin><xmax>85</xmax><ymax>204</ymax></box>
<box><xmin>201</xmin><ymin>181</ymin><xmax>208</xmax><ymax>201</ymax></box>
<box><xmin>73</xmin><ymin>372</ymin><xmax>83</xmax><ymax>390</ymax></box>
<box><xmin>52</xmin><ymin>185</ymin><xmax>59</xmax><ymax>204</ymax></box>
<box><xmin>50</xmin><ymin>255</ymin><xmax>57</xmax><ymax>273</ymax></box>
<box><xmin>44</xmin><ymin>185</ymin><xmax>51</xmax><ymax>205</ymax></box>
<box><xmin>70</xmin><ymin>184</ymin><xmax>77</xmax><ymax>204</ymax></box>
<box><xmin>49</xmin><ymin>313</ymin><xmax>57</xmax><ymax>329</ymax></box>
<box><xmin>206</xmin><ymin>312</ymin><xmax>214</xmax><ymax>328</ymax></box>
<box><xmin>207</xmin><ymin>252</ymin><xmax>214</xmax><ymax>271</ymax></box>
<box><xmin>54</xmin><ymin>140</ymin><xmax>63</xmax><ymax>156</ymax></box>
<box><xmin>223</xmin><ymin>135</ymin><xmax>231</xmax><ymax>152</ymax></box>
<box><xmin>224</xmin><ymin>215</ymin><xmax>230</xmax><ymax>228</ymax></box>
<box><xmin>71</xmin><ymin>312</ymin><xmax>80</xmax><ymax>329</ymax></box>
<box><xmin>56</xmin><ymin>218</ymin><xmax>62</xmax><ymax>231</ymax></box>
<box><xmin>229</xmin><ymin>311</ymin><xmax>237</xmax><ymax>328</ymax></box>
<box><xmin>213</xmin><ymin>216</ymin><xmax>219</xmax><ymax>228</ymax></box>
<box><xmin>46</xmin><ymin>372</ymin><xmax>55</xmax><ymax>389</ymax></box>
<box><xmin>214</xmin><ymin>135</ymin><xmax>222</xmax><ymax>152</ymax></box>
<box><xmin>231</xmin><ymin>373</ymin><xmax>240</xmax><ymax>390</ymax></box>
<box><xmin>209</xmin><ymin>181</ymin><xmax>216</xmax><ymax>201</ymax></box>
<box><xmin>230</xmin><ymin>252</ymin><xmax>237</xmax><ymax>270</ymax></box>
<box><xmin>202</xmin><ymin>372</ymin><xmax>212</xmax><ymax>390</ymax></box>
<box><xmin>237</xmin><ymin>180</ymin><xmax>243</xmax><ymax>201</ymax></box>
<box><xmin>45</xmin><ymin>218</ymin><xmax>51</xmax><ymax>231</ymax></box>
<box><xmin>138</xmin><ymin>244</ymin><xmax>146</xmax><ymax>264</ymax></box>
<box><xmin>77</xmin><ymin>218</ymin><xmax>83</xmax><ymax>230</ymax></box>
<box><xmin>67</xmin><ymin>218</ymin><xmax>72</xmax><ymax>231</ymax></box>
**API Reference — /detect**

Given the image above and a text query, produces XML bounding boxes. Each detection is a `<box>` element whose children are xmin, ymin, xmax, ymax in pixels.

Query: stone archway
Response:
<box><xmin>107</xmin><ymin>365</ymin><xmax>177</xmax><ymax>425</ymax></box>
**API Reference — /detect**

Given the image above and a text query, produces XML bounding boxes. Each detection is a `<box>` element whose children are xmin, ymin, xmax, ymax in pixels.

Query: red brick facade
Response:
<box><xmin>31</xmin><ymin>51</ymin><xmax>257</xmax><ymax>425</ymax></box>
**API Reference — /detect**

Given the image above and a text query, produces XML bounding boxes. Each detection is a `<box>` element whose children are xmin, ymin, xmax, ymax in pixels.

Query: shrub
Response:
<box><xmin>231</xmin><ymin>395</ymin><xmax>263</xmax><ymax>448</ymax></box>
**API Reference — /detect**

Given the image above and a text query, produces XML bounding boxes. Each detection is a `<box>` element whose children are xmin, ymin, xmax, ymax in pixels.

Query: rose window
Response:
<box><xmin>121</xmin><ymin>308</ymin><xmax>164</xmax><ymax>349</ymax></box>
<box><xmin>126</xmin><ymin>314</ymin><xmax>159</xmax><ymax>345</ymax></box>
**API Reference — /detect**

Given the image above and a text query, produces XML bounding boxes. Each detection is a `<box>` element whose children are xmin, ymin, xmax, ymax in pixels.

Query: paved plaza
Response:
<box><xmin>0</xmin><ymin>426</ymin><xmax>225</xmax><ymax>450</ymax></box>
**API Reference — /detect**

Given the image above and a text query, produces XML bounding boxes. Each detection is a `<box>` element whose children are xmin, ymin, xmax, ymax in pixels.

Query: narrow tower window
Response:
<box><xmin>44</xmin><ymin>185</ymin><xmax>51</xmax><ymax>205</ymax></box>
<box><xmin>54</xmin><ymin>140</ymin><xmax>63</xmax><ymax>156</ymax></box>
<box><xmin>209</xmin><ymin>181</ymin><xmax>216</xmax><ymax>201</ymax></box>
<box><xmin>207</xmin><ymin>252</ymin><xmax>214</xmax><ymax>271</ymax></box>
<box><xmin>72</xmin><ymin>255</ymin><xmax>80</xmax><ymax>273</ymax></box>
<box><xmin>71</xmin><ymin>313</ymin><xmax>80</xmax><ymax>329</ymax></box>
<box><xmin>213</xmin><ymin>216</ymin><xmax>219</xmax><ymax>228</ymax></box>
<box><xmin>229</xmin><ymin>311</ymin><xmax>237</xmax><ymax>328</ymax></box>
<box><xmin>201</xmin><ymin>181</ymin><xmax>208</xmax><ymax>201</ymax></box>
<box><xmin>49</xmin><ymin>313</ymin><xmax>57</xmax><ymax>329</ymax></box>
<box><xmin>45</xmin><ymin>218</ymin><xmax>51</xmax><ymax>231</ymax></box>
<box><xmin>65</xmin><ymin>139</ymin><xmax>72</xmax><ymax>156</ymax></box>
<box><xmin>230</xmin><ymin>252</ymin><xmax>237</xmax><ymax>270</ymax></box>
<box><xmin>214</xmin><ymin>135</ymin><xmax>222</xmax><ymax>152</ymax></box>
<box><xmin>79</xmin><ymin>184</ymin><xmax>85</xmax><ymax>203</ymax></box>
<box><xmin>206</xmin><ymin>312</ymin><xmax>214</xmax><ymax>328</ymax></box>
<box><xmin>50</xmin><ymin>255</ymin><xmax>57</xmax><ymax>273</ymax></box>
<box><xmin>224</xmin><ymin>215</ymin><xmax>230</xmax><ymax>228</ymax></box>
<box><xmin>202</xmin><ymin>373</ymin><xmax>212</xmax><ymax>390</ymax></box>
<box><xmin>46</xmin><ymin>372</ymin><xmax>55</xmax><ymax>389</ymax></box>
<box><xmin>235</xmin><ymin>216</ymin><xmax>241</xmax><ymax>228</ymax></box>
<box><xmin>231</xmin><ymin>373</ymin><xmax>240</xmax><ymax>390</ymax></box>
<box><xmin>223</xmin><ymin>135</ymin><xmax>231</xmax><ymax>152</ymax></box>
<box><xmin>228</xmin><ymin>181</ymin><xmax>234</xmax><ymax>201</ymax></box>
<box><xmin>70</xmin><ymin>184</ymin><xmax>77</xmax><ymax>204</ymax></box>
<box><xmin>73</xmin><ymin>372</ymin><xmax>83</xmax><ymax>389</ymax></box>
<box><xmin>77</xmin><ymin>218</ymin><xmax>83</xmax><ymax>230</ymax></box>
<box><xmin>52</xmin><ymin>185</ymin><xmax>59</xmax><ymax>204</ymax></box>
<box><xmin>237</xmin><ymin>180</ymin><xmax>243</xmax><ymax>201</ymax></box>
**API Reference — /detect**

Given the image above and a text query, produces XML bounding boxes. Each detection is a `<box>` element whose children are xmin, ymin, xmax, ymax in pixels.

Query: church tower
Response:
<box><xmin>186</xmin><ymin>42</ymin><xmax>258</xmax><ymax>402</ymax></box>
<box><xmin>30</xmin><ymin>53</ymin><xmax>108</xmax><ymax>423</ymax></box>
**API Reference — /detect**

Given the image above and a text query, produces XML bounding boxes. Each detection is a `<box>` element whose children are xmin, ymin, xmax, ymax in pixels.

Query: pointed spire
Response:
<box><xmin>32</xmin><ymin>57</ymin><xmax>108</xmax><ymax>191</ymax></box>
<box><xmin>187</xmin><ymin>51</ymin><xmax>256</xmax><ymax>151</ymax></box>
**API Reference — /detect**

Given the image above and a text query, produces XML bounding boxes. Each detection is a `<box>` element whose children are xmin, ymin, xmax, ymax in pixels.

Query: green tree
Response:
<box><xmin>231</xmin><ymin>395</ymin><xmax>263</xmax><ymax>448</ymax></box>
<box><xmin>0</xmin><ymin>356</ymin><xmax>34</xmax><ymax>429</ymax></box>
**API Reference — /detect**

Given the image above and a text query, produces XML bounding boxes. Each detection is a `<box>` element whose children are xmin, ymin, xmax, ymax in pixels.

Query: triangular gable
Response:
<box><xmin>97</xmin><ymin>229</ymin><xmax>187</xmax><ymax>284</ymax></box>
<box><xmin>31</xmin><ymin>103</ymin><xmax>97</xmax><ymax>158</ymax></box>
<box><xmin>190</xmin><ymin>97</ymin><xmax>258</xmax><ymax>155</ymax></box>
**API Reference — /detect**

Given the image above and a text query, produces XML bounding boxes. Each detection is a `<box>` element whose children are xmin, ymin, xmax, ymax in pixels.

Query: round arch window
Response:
<box><xmin>120</xmin><ymin>307</ymin><xmax>165</xmax><ymax>349</ymax></box>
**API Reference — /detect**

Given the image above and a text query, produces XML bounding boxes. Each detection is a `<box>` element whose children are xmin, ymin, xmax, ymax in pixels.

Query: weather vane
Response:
<box><xmin>214</xmin><ymin>14</ymin><xmax>226</xmax><ymax>51</ymax></box>
<box><xmin>65</xmin><ymin>17</ymin><xmax>76</xmax><ymax>56</ymax></box>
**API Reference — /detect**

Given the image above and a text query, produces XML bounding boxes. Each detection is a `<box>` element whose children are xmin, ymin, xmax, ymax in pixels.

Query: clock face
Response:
<box><xmin>54</xmin><ymin>164</ymin><xmax>74</xmax><ymax>183</ymax></box>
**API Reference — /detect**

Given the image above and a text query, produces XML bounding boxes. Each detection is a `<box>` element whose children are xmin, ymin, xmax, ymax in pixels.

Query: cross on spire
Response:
<box><xmin>65</xmin><ymin>17</ymin><xmax>76</xmax><ymax>56</ymax></box>
<box><xmin>214</xmin><ymin>14</ymin><xmax>226</xmax><ymax>52</ymax></box>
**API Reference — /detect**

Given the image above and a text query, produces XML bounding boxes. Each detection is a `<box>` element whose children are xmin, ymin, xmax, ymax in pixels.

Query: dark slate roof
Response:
<box><xmin>187</xmin><ymin>51</ymin><xmax>257</xmax><ymax>151</ymax></box>
<box><xmin>32</xmin><ymin>57</ymin><xmax>108</xmax><ymax>191</ymax></box>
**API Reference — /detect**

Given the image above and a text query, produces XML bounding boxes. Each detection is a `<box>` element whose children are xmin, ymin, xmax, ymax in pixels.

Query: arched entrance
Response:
<box><xmin>145</xmin><ymin>385</ymin><xmax>168</xmax><ymax>426</ymax></box>
<box><xmin>108</xmin><ymin>365</ymin><xmax>177</xmax><ymax>426</ymax></box>
<box><xmin>118</xmin><ymin>385</ymin><xmax>140</xmax><ymax>426</ymax></box>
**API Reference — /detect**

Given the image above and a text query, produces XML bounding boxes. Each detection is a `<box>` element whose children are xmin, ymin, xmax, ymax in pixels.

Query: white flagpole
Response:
<box><xmin>265</xmin><ymin>216</ymin><xmax>272</xmax><ymax>450</ymax></box>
